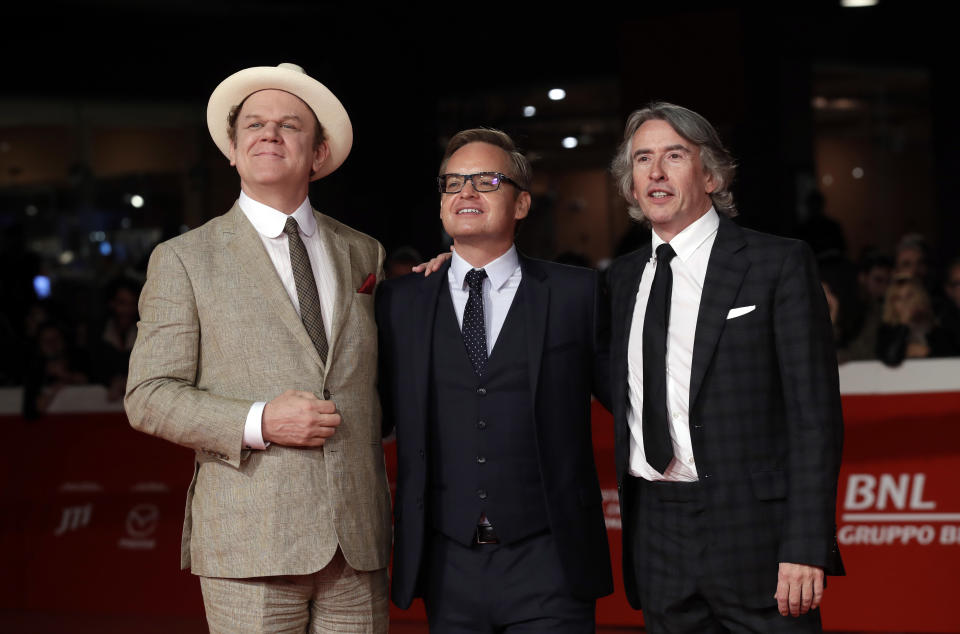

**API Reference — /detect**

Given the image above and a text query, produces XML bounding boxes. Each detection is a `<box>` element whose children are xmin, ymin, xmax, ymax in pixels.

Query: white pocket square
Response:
<box><xmin>726</xmin><ymin>305</ymin><xmax>756</xmax><ymax>319</ymax></box>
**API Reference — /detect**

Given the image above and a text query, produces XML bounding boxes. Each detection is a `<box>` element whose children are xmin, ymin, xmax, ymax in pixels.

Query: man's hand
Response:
<box><xmin>411</xmin><ymin>247</ymin><xmax>453</xmax><ymax>276</ymax></box>
<box><xmin>775</xmin><ymin>562</ymin><xmax>824</xmax><ymax>617</ymax></box>
<box><xmin>262</xmin><ymin>389</ymin><xmax>340</xmax><ymax>446</ymax></box>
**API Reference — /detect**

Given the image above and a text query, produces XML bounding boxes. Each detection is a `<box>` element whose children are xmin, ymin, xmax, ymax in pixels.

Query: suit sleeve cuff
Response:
<box><xmin>243</xmin><ymin>402</ymin><xmax>269</xmax><ymax>450</ymax></box>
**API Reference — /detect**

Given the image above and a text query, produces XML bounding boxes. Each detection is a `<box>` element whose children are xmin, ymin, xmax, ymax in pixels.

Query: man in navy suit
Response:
<box><xmin>377</xmin><ymin>129</ymin><xmax>612</xmax><ymax>632</ymax></box>
<box><xmin>606</xmin><ymin>103</ymin><xmax>844</xmax><ymax>632</ymax></box>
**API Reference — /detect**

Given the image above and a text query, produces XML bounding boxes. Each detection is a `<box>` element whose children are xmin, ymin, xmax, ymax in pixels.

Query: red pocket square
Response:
<box><xmin>357</xmin><ymin>273</ymin><xmax>377</xmax><ymax>294</ymax></box>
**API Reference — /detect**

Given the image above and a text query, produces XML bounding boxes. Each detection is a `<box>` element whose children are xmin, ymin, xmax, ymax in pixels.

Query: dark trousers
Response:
<box><xmin>626</xmin><ymin>476</ymin><xmax>822</xmax><ymax>634</ymax></box>
<box><xmin>423</xmin><ymin>530</ymin><xmax>595</xmax><ymax>633</ymax></box>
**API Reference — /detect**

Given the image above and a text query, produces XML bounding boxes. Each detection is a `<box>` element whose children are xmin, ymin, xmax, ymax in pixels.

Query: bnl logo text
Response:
<box><xmin>844</xmin><ymin>474</ymin><xmax>934</xmax><ymax>511</ymax></box>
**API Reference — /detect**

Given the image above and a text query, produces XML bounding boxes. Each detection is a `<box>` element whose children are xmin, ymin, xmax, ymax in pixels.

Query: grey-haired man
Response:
<box><xmin>606</xmin><ymin>102</ymin><xmax>844</xmax><ymax>633</ymax></box>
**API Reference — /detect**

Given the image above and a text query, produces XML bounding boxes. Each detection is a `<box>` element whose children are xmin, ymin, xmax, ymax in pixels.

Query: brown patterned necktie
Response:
<box><xmin>283</xmin><ymin>216</ymin><xmax>328</xmax><ymax>364</ymax></box>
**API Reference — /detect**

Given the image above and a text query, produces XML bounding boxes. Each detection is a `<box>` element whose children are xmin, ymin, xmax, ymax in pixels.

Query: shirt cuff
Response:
<box><xmin>243</xmin><ymin>402</ymin><xmax>269</xmax><ymax>450</ymax></box>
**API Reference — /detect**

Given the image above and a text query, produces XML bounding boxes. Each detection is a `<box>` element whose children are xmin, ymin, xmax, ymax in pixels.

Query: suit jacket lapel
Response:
<box><xmin>413</xmin><ymin>261</ymin><xmax>452</xmax><ymax>422</ymax></box>
<box><xmin>518</xmin><ymin>256</ymin><xmax>548</xmax><ymax>409</ymax></box>
<box><xmin>314</xmin><ymin>211</ymin><xmax>350</xmax><ymax>369</ymax></box>
<box><xmin>689</xmin><ymin>216</ymin><xmax>749</xmax><ymax>408</ymax></box>
<box><xmin>224</xmin><ymin>204</ymin><xmax>324</xmax><ymax>369</ymax></box>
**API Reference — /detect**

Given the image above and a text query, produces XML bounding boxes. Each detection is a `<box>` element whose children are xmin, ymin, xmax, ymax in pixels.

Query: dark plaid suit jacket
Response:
<box><xmin>607</xmin><ymin>215</ymin><xmax>845</xmax><ymax>609</ymax></box>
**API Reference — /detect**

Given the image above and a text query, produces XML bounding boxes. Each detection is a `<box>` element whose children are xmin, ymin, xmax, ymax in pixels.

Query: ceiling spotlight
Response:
<box><xmin>130</xmin><ymin>194</ymin><xmax>145</xmax><ymax>208</ymax></box>
<box><xmin>523</xmin><ymin>105</ymin><xmax>536</xmax><ymax>117</ymax></box>
<box><xmin>841</xmin><ymin>0</ymin><xmax>878</xmax><ymax>7</ymax></box>
<box><xmin>548</xmin><ymin>88</ymin><xmax>566</xmax><ymax>101</ymax></box>
<box><xmin>562</xmin><ymin>136</ymin><xmax>578</xmax><ymax>149</ymax></box>
<box><xmin>852</xmin><ymin>167</ymin><xmax>864</xmax><ymax>179</ymax></box>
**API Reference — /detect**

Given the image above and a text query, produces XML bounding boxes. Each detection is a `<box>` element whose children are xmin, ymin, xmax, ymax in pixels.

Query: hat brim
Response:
<box><xmin>206</xmin><ymin>65</ymin><xmax>352</xmax><ymax>181</ymax></box>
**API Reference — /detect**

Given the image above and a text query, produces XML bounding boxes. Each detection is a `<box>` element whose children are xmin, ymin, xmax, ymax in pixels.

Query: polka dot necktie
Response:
<box><xmin>283</xmin><ymin>216</ymin><xmax>328</xmax><ymax>365</ymax></box>
<box><xmin>643</xmin><ymin>243</ymin><xmax>677</xmax><ymax>474</ymax></box>
<box><xmin>462</xmin><ymin>268</ymin><xmax>489</xmax><ymax>377</ymax></box>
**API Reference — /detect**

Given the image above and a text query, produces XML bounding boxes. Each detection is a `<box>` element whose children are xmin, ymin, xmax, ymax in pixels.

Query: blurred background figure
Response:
<box><xmin>819</xmin><ymin>254</ymin><xmax>870</xmax><ymax>363</ymax></box>
<box><xmin>22</xmin><ymin>320</ymin><xmax>90</xmax><ymax>419</ymax></box>
<box><xmin>797</xmin><ymin>189</ymin><xmax>847</xmax><ymax>257</ymax></box>
<box><xmin>385</xmin><ymin>245</ymin><xmax>425</xmax><ymax>279</ymax></box>
<box><xmin>894</xmin><ymin>233</ymin><xmax>931</xmax><ymax>284</ymax></box>
<box><xmin>938</xmin><ymin>257</ymin><xmax>960</xmax><ymax>350</ymax></box>
<box><xmin>857</xmin><ymin>250</ymin><xmax>893</xmax><ymax>307</ymax></box>
<box><xmin>90</xmin><ymin>277</ymin><xmax>141</xmax><ymax>401</ymax></box>
<box><xmin>0</xmin><ymin>314</ymin><xmax>16</xmax><ymax>386</ymax></box>
<box><xmin>876</xmin><ymin>274</ymin><xmax>958</xmax><ymax>366</ymax></box>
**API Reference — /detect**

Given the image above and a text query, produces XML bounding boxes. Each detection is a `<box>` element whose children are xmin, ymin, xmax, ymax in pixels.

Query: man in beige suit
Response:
<box><xmin>125</xmin><ymin>63</ymin><xmax>391</xmax><ymax>632</ymax></box>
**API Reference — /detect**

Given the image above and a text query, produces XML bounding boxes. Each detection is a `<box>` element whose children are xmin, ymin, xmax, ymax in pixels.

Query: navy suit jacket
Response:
<box><xmin>607</xmin><ymin>216</ymin><xmax>845</xmax><ymax>609</ymax></box>
<box><xmin>377</xmin><ymin>254</ymin><xmax>613</xmax><ymax>609</ymax></box>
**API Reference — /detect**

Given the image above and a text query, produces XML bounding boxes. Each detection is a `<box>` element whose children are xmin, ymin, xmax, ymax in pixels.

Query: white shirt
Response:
<box><xmin>626</xmin><ymin>208</ymin><xmax>719</xmax><ymax>481</ymax></box>
<box><xmin>238</xmin><ymin>191</ymin><xmax>337</xmax><ymax>450</ymax></box>
<box><xmin>448</xmin><ymin>246</ymin><xmax>522</xmax><ymax>354</ymax></box>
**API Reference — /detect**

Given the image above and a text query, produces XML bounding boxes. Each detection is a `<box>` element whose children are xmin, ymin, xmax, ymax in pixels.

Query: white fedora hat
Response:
<box><xmin>206</xmin><ymin>63</ymin><xmax>352</xmax><ymax>180</ymax></box>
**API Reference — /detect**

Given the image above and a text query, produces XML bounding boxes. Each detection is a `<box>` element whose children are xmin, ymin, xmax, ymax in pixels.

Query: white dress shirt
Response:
<box><xmin>448</xmin><ymin>246</ymin><xmax>522</xmax><ymax>355</ymax></box>
<box><xmin>238</xmin><ymin>191</ymin><xmax>338</xmax><ymax>450</ymax></box>
<box><xmin>627</xmin><ymin>208</ymin><xmax>719</xmax><ymax>481</ymax></box>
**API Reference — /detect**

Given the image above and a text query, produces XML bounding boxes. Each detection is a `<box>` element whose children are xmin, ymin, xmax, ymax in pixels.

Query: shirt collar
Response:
<box><xmin>450</xmin><ymin>245</ymin><xmax>520</xmax><ymax>292</ymax></box>
<box><xmin>238</xmin><ymin>191</ymin><xmax>316</xmax><ymax>238</ymax></box>
<box><xmin>651</xmin><ymin>207</ymin><xmax>719</xmax><ymax>262</ymax></box>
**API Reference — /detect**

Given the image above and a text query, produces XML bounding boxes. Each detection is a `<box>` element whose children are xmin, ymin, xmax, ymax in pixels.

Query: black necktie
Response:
<box><xmin>283</xmin><ymin>216</ymin><xmax>328</xmax><ymax>364</ymax></box>
<box><xmin>462</xmin><ymin>268</ymin><xmax>489</xmax><ymax>377</ymax></box>
<box><xmin>643</xmin><ymin>243</ymin><xmax>677</xmax><ymax>474</ymax></box>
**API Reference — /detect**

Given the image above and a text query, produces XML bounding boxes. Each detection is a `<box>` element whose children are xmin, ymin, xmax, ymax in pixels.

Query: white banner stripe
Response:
<box><xmin>842</xmin><ymin>513</ymin><xmax>960</xmax><ymax>522</ymax></box>
<box><xmin>838</xmin><ymin>358</ymin><xmax>960</xmax><ymax>394</ymax></box>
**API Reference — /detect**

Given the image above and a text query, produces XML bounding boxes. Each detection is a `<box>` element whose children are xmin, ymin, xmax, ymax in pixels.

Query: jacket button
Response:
<box><xmin>477</xmin><ymin>420</ymin><xmax>487</xmax><ymax>430</ymax></box>
<box><xmin>477</xmin><ymin>456</ymin><xmax>486</xmax><ymax>464</ymax></box>
<box><xmin>322</xmin><ymin>389</ymin><xmax>331</xmax><ymax>400</ymax></box>
<box><xmin>477</xmin><ymin>489</ymin><xmax>487</xmax><ymax>500</ymax></box>
<box><xmin>476</xmin><ymin>387</ymin><xmax>487</xmax><ymax>396</ymax></box>
<box><xmin>419</xmin><ymin>449</ymin><xmax>425</xmax><ymax>459</ymax></box>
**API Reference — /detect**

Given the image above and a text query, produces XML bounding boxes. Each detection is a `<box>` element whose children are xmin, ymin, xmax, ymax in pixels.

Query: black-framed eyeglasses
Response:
<box><xmin>437</xmin><ymin>172</ymin><xmax>527</xmax><ymax>194</ymax></box>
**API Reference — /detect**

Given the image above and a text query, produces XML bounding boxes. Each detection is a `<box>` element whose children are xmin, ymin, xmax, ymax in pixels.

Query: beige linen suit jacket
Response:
<box><xmin>125</xmin><ymin>202</ymin><xmax>391</xmax><ymax>579</ymax></box>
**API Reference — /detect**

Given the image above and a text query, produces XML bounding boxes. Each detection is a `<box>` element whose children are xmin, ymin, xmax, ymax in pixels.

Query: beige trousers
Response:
<box><xmin>199</xmin><ymin>548</ymin><xmax>388</xmax><ymax>633</ymax></box>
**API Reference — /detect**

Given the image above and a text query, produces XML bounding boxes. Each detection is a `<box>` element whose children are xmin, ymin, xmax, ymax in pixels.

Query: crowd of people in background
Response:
<box><xmin>2</xmin><ymin>224</ymin><xmax>959</xmax><ymax>419</ymax></box>
<box><xmin>1</xmin><ymin>276</ymin><xmax>142</xmax><ymax>417</ymax></box>
<box><xmin>816</xmin><ymin>232</ymin><xmax>960</xmax><ymax>366</ymax></box>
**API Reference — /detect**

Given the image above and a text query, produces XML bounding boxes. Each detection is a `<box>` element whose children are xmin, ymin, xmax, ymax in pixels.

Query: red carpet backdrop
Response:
<box><xmin>1</xmin><ymin>358</ymin><xmax>958</xmax><ymax>632</ymax></box>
